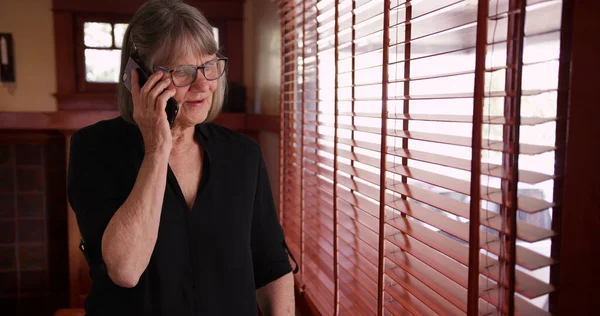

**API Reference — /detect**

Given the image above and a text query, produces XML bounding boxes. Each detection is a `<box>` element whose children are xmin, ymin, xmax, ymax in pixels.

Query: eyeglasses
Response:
<box><xmin>153</xmin><ymin>57</ymin><xmax>228</xmax><ymax>87</ymax></box>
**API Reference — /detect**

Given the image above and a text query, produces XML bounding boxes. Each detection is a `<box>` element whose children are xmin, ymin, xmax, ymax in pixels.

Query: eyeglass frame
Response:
<box><xmin>152</xmin><ymin>57</ymin><xmax>228</xmax><ymax>87</ymax></box>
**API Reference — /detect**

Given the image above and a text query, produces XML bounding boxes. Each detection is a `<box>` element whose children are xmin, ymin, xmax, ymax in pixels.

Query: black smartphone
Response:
<box><xmin>122</xmin><ymin>55</ymin><xmax>179</xmax><ymax>129</ymax></box>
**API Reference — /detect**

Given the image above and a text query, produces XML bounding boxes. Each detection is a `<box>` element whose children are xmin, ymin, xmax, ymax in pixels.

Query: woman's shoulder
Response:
<box><xmin>72</xmin><ymin>116</ymin><xmax>137</xmax><ymax>152</ymax></box>
<box><xmin>199</xmin><ymin>122</ymin><xmax>262</xmax><ymax>155</ymax></box>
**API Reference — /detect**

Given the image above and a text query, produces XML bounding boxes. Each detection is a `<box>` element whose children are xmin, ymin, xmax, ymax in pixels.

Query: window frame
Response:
<box><xmin>74</xmin><ymin>14</ymin><xmax>131</xmax><ymax>93</ymax></box>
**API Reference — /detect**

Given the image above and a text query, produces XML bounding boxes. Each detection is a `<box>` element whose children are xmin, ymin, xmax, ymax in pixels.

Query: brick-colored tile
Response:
<box><xmin>0</xmin><ymin>193</ymin><xmax>15</xmax><ymax>218</ymax></box>
<box><xmin>20</xmin><ymin>270</ymin><xmax>47</xmax><ymax>294</ymax></box>
<box><xmin>19</xmin><ymin>295</ymin><xmax>47</xmax><ymax>316</ymax></box>
<box><xmin>0</xmin><ymin>145</ymin><xmax>13</xmax><ymax>165</ymax></box>
<box><xmin>0</xmin><ymin>246</ymin><xmax>15</xmax><ymax>270</ymax></box>
<box><xmin>0</xmin><ymin>221</ymin><xmax>15</xmax><ymax>243</ymax></box>
<box><xmin>0</xmin><ymin>271</ymin><xmax>17</xmax><ymax>296</ymax></box>
<box><xmin>16</xmin><ymin>168</ymin><xmax>43</xmax><ymax>192</ymax></box>
<box><xmin>0</xmin><ymin>297</ymin><xmax>17</xmax><ymax>316</ymax></box>
<box><xmin>17</xmin><ymin>193</ymin><xmax>44</xmax><ymax>218</ymax></box>
<box><xmin>19</xmin><ymin>245</ymin><xmax>45</xmax><ymax>269</ymax></box>
<box><xmin>15</xmin><ymin>145</ymin><xmax>43</xmax><ymax>166</ymax></box>
<box><xmin>0</xmin><ymin>167</ymin><xmax>14</xmax><ymax>192</ymax></box>
<box><xmin>18</xmin><ymin>220</ymin><xmax>45</xmax><ymax>243</ymax></box>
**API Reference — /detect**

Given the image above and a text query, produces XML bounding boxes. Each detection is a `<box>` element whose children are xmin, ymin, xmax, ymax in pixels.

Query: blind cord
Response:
<box><xmin>483</xmin><ymin>0</ymin><xmax>504</xmax><ymax>314</ymax></box>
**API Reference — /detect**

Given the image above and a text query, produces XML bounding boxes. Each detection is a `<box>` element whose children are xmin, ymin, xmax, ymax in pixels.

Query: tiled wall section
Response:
<box><xmin>0</xmin><ymin>138</ymin><xmax>69</xmax><ymax>316</ymax></box>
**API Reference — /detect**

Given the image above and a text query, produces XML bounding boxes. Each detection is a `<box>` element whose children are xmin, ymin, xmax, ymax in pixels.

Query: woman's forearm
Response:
<box><xmin>256</xmin><ymin>272</ymin><xmax>295</xmax><ymax>316</ymax></box>
<box><xmin>101</xmin><ymin>151</ymin><xmax>169</xmax><ymax>288</ymax></box>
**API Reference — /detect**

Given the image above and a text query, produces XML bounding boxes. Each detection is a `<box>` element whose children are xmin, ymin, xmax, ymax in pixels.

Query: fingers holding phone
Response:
<box><xmin>131</xmin><ymin>68</ymin><xmax>176</xmax><ymax>156</ymax></box>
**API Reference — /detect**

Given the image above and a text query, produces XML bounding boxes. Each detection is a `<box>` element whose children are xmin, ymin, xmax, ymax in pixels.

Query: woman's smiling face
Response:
<box><xmin>157</xmin><ymin>52</ymin><xmax>219</xmax><ymax>128</ymax></box>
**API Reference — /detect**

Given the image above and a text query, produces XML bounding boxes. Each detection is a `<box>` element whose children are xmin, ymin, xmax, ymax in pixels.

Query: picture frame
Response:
<box><xmin>0</xmin><ymin>33</ymin><xmax>16</xmax><ymax>82</ymax></box>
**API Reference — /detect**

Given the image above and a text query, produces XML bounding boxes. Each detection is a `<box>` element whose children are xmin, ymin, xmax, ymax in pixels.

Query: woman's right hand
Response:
<box><xmin>131</xmin><ymin>69</ymin><xmax>176</xmax><ymax>156</ymax></box>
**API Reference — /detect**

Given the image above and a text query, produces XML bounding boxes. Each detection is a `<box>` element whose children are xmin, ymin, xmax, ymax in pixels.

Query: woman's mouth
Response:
<box><xmin>184</xmin><ymin>99</ymin><xmax>206</xmax><ymax>107</ymax></box>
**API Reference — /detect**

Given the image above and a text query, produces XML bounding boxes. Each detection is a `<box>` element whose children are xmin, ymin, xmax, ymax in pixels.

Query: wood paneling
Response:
<box><xmin>557</xmin><ymin>0</ymin><xmax>600</xmax><ymax>314</ymax></box>
<box><xmin>0</xmin><ymin>111</ymin><xmax>251</xmax><ymax>132</ymax></box>
<box><xmin>0</xmin><ymin>136</ymin><xmax>69</xmax><ymax>314</ymax></box>
<box><xmin>0</xmin><ymin>111</ymin><xmax>120</xmax><ymax>131</ymax></box>
<box><xmin>225</xmin><ymin>19</ymin><xmax>244</xmax><ymax>83</ymax></box>
<box><xmin>52</xmin><ymin>0</ymin><xmax>243</xmax><ymax>19</ymax></box>
<box><xmin>247</xmin><ymin>114</ymin><xmax>280</xmax><ymax>134</ymax></box>
<box><xmin>53</xmin><ymin>12</ymin><xmax>76</xmax><ymax>95</ymax></box>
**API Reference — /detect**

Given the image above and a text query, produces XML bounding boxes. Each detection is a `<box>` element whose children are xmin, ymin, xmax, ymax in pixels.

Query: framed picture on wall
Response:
<box><xmin>0</xmin><ymin>33</ymin><xmax>16</xmax><ymax>82</ymax></box>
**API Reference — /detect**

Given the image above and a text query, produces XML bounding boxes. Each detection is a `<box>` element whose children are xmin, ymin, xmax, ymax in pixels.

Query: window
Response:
<box><xmin>280</xmin><ymin>0</ymin><xmax>566</xmax><ymax>314</ymax></box>
<box><xmin>79</xmin><ymin>18</ymin><xmax>220</xmax><ymax>89</ymax></box>
<box><xmin>84</xmin><ymin>22</ymin><xmax>128</xmax><ymax>83</ymax></box>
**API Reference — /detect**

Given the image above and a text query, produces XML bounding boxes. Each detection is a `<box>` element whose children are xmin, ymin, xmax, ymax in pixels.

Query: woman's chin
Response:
<box><xmin>175</xmin><ymin>110</ymin><xmax>209</xmax><ymax>127</ymax></box>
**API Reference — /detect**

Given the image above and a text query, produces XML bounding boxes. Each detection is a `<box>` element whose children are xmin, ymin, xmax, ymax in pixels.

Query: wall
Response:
<box><xmin>244</xmin><ymin>0</ymin><xmax>281</xmax><ymax>116</ymax></box>
<box><xmin>0</xmin><ymin>0</ymin><xmax>57</xmax><ymax>112</ymax></box>
<box><xmin>244</xmin><ymin>0</ymin><xmax>282</xmax><ymax>205</ymax></box>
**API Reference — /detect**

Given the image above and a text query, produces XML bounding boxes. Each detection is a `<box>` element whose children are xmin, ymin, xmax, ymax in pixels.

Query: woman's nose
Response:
<box><xmin>190</xmin><ymin>70</ymin><xmax>210</xmax><ymax>90</ymax></box>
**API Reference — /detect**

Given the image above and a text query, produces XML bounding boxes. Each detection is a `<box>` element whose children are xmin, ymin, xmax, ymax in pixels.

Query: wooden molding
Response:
<box><xmin>54</xmin><ymin>93</ymin><xmax>118</xmax><ymax>111</ymax></box>
<box><xmin>0</xmin><ymin>111</ymin><xmax>120</xmax><ymax>131</ymax></box>
<box><xmin>0</xmin><ymin>111</ymin><xmax>275</xmax><ymax>133</ymax></box>
<box><xmin>52</xmin><ymin>0</ymin><xmax>244</xmax><ymax>19</ymax></box>
<box><xmin>246</xmin><ymin>114</ymin><xmax>280</xmax><ymax>134</ymax></box>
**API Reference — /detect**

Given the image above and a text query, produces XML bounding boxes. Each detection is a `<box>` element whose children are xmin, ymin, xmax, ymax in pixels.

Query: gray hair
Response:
<box><xmin>117</xmin><ymin>0</ymin><xmax>226</xmax><ymax>124</ymax></box>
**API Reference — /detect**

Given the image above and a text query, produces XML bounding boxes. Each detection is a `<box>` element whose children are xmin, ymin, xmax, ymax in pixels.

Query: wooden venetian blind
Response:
<box><xmin>280</xmin><ymin>0</ymin><xmax>568</xmax><ymax>315</ymax></box>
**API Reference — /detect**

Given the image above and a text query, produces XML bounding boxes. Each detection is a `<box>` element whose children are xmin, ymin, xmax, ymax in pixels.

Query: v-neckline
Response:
<box><xmin>131</xmin><ymin>121</ymin><xmax>211</xmax><ymax>213</ymax></box>
<box><xmin>166</xmin><ymin>147</ymin><xmax>207</xmax><ymax>213</ymax></box>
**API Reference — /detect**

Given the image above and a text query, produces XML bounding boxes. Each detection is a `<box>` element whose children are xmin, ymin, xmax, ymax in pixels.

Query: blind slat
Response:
<box><xmin>385</xmin><ymin>214</ymin><xmax>555</xmax><ymax>298</ymax></box>
<box><xmin>304</xmin><ymin>239</ymin><xmax>334</xmax><ymax>279</ymax></box>
<box><xmin>303</xmin><ymin>266</ymin><xmax>335</xmax><ymax>315</ymax></box>
<box><xmin>385</xmin><ymin>275</ymin><xmax>437</xmax><ymax>316</ymax></box>
<box><xmin>384</xmin><ymin>298</ymin><xmax>415</xmax><ymax>316</ymax></box>
<box><xmin>303</xmin><ymin>150</ymin><xmax>334</xmax><ymax>167</ymax></box>
<box><xmin>387</xmin><ymin>147</ymin><xmax>555</xmax><ymax>185</ymax></box>
<box><xmin>385</xmin><ymin>258</ymin><xmax>465</xmax><ymax>316</ymax></box>
<box><xmin>386</xmin><ymin>240</ymin><xmax>467</xmax><ymax>312</ymax></box>
<box><xmin>337</xmin><ymin>188</ymin><xmax>380</xmax><ymax>219</ymax></box>
<box><xmin>336</xmin><ymin>161</ymin><xmax>557</xmax><ymax>244</ymax></box>
<box><xmin>389</xmin><ymin>130</ymin><xmax>555</xmax><ymax>155</ymax></box>
<box><xmin>385</xmin><ymin>226</ymin><xmax>550</xmax><ymax>316</ymax></box>
<box><xmin>388</xmin><ymin>165</ymin><xmax>554</xmax><ymax>213</ymax></box>
<box><xmin>339</xmin><ymin>252</ymin><xmax>379</xmax><ymax>298</ymax></box>
<box><xmin>339</xmin><ymin>266</ymin><xmax>378</xmax><ymax>314</ymax></box>
<box><xmin>386</xmin><ymin>195</ymin><xmax>555</xmax><ymax>270</ymax></box>
<box><xmin>388</xmin><ymin>113</ymin><xmax>557</xmax><ymax>126</ymax></box>
<box><xmin>304</xmin><ymin>223</ymin><xmax>334</xmax><ymax>256</ymax></box>
<box><xmin>338</xmin><ymin>224</ymin><xmax>379</xmax><ymax>267</ymax></box>
<box><xmin>338</xmin><ymin>237</ymin><xmax>379</xmax><ymax>282</ymax></box>
<box><xmin>388</xmin><ymin>180</ymin><xmax>555</xmax><ymax>243</ymax></box>
<box><xmin>304</xmin><ymin>161</ymin><xmax>335</xmax><ymax>179</ymax></box>
<box><xmin>337</xmin><ymin>172</ymin><xmax>380</xmax><ymax>202</ymax></box>
<box><xmin>337</xmin><ymin>162</ymin><xmax>380</xmax><ymax>185</ymax></box>
<box><xmin>338</xmin><ymin>197</ymin><xmax>380</xmax><ymax>233</ymax></box>
<box><xmin>304</xmin><ymin>122</ymin><xmax>555</xmax><ymax>155</ymax></box>
<box><xmin>339</xmin><ymin>211</ymin><xmax>380</xmax><ymax>250</ymax></box>
<box><xmin>304</xmin><ymin>185</ymin><xmax>334</xmax><ymax>207</ymax></box>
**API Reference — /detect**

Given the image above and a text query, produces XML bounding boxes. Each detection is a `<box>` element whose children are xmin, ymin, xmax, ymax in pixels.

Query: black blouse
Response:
<box><xmin>67</xmin><ymin>117</ymin><xmax>295</xmax><ymax>316</ymax></box>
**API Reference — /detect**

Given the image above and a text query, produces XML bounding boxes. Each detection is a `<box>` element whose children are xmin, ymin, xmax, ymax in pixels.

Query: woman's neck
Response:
<box><xmin>170</xmin><ymin>124</ymin><xmax>197</xmax><ymax>157</ymax></box>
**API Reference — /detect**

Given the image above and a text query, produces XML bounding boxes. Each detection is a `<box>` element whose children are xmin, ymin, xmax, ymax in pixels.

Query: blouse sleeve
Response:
<box><xmin>251</xmin><ymin>151</ymin><xmax>294</xmax><ymax>289</ymax></box>
<box><xmin>67</xmin><ymin>130</ymin><xmax>124</xmax><ymax>273</ymax></box>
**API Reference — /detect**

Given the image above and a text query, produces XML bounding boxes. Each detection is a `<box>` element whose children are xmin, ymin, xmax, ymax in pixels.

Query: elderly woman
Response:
<box><xmin>67</xmin><ymin>0</ymin><xmax>295</xmax><ymax>315</ymax></box>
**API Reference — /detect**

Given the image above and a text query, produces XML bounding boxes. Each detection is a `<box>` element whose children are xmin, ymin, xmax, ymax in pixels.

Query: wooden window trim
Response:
<box><xmin>74</xmin><ymin>14</ymin><xmax>131</xmax><ymax>94</ymax></box>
